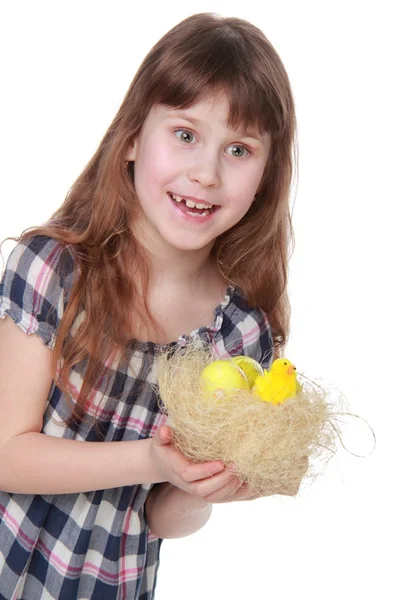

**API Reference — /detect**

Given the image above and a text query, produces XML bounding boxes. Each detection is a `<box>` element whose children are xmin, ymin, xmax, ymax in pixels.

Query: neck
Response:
<box><xmin>132</xmin><ymin>220</ymin><xmax>219</xmax><ymax>292</ymax></box>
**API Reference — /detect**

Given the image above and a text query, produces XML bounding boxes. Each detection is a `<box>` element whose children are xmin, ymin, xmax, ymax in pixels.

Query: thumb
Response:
<box><xmin>154</xmin><ymin>425</ymin><xmax>173</xmax><ymax>446</ymax></box>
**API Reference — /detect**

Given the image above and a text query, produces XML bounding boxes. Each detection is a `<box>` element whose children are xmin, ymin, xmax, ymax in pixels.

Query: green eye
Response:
<box><xmin>175</xmin><ymin>129</ymin><xmax>195</xmax><ymax>144</ymax></box>
<box><xmin>228</xmin><ymin>145</ymin><xmax>249</xmax><ymax>157</ymax></box>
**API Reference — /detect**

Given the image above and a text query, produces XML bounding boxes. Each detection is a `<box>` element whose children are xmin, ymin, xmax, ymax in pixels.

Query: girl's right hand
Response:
<box><xmin>149</xmin><ymin>425</ymin><xmax>242</xmax><ymax>503</ymax></box>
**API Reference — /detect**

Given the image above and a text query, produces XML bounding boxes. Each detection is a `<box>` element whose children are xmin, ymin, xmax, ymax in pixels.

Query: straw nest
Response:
<box><xmin>155</xmin><ymin>341</ymin><xmax>343</xmax><ymax>496</ymax></box>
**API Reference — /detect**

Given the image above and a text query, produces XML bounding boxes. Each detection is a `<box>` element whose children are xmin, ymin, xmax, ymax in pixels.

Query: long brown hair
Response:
<box><xmin>9</xmin><ymin>13</ymin><xmax>297</xmax><ymax>420</ymax></box>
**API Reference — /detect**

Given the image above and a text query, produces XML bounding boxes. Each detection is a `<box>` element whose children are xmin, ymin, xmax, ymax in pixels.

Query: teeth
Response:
<box><xmin>171</xmin><ymin>193</ymin><xmax>213</xmax><ymax>210</ymax></box>
<box><xmin>187</xmin><ymin>211</ymin><xmax>209</xmax><ymax>217</ymax></box>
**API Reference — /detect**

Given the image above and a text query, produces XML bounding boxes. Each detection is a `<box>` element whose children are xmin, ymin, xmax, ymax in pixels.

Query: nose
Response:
<box><xmin>187</xmin><ymin>151</ymin><xmax>221</xmax><ymax>187</ymax></box>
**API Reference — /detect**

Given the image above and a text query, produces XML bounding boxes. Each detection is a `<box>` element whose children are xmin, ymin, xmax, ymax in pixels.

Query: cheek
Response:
<box><xmin>134</xmin><ymin>149</ymin><xmax>176</xmax><ymax>207</ymax></box>
<box><xmin>141</xmin><ymin>139</ymin><xmax>180</xmax><ymax>185</ymax></box>
<box><xmin>229</xmin><ymin>170</ymin><xmax>259</xmax><ymax>205</ymax></box>
<box><xmin>237</xmin><ymin>164</ymin><xmax>264</xmax><ymax>197</ymax></box>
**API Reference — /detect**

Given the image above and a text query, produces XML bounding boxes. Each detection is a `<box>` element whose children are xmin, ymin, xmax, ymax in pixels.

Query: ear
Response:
<box><xmin>125</xmin><ymin>142</ymin><xmax>137</xmax><ymax>161</ymax></box>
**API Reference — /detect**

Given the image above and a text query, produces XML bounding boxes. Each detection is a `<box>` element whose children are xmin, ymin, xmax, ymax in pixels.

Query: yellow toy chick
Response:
<box><xmin>252</xmin><ymin>358</ymin><xmax>302</xmax><ymax>405</ymax></box>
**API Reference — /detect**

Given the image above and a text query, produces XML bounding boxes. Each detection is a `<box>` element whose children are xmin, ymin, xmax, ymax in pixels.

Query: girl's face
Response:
<box><xmin>126</xmin><ymin>93</ymin><xmax>271</xmax><ymax>253</ymax></box>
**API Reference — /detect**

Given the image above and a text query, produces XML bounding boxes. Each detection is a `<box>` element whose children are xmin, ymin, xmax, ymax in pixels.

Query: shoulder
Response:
<box><xmin>2</xmin><ymin>233</ymin><xmax>74</xmax><ymax>274</ymax></box>
<box><xmin>0</xmin><ymin>235</ymin><xmax>76</xmax><ymax>348</ymax></box>
<box><xmin>2</xmin><ymin>234</ymin><xmax>74</xmax><ymax>272</ymax></box>
<box><xmin>212</xmin><ymin>287</ymin><xmax>274</xmax><ymax>369</ymax></box>
<box><xmin>1</xmin><ymin>234</ymin><xmax>75</xmax><ymax>302</ymax></box>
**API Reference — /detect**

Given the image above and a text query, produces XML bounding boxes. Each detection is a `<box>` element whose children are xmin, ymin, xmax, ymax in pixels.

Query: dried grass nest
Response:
<box><xmin>155</xmin><ymin>341</ymin><xmax>346</xmax><ymax>495</ymax></box>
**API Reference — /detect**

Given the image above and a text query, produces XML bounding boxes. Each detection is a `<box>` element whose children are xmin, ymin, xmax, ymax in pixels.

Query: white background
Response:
<box><xmin>1</xmin><ymin>1</ymin><xmax>399</xmax><ymax>598</ymax></box>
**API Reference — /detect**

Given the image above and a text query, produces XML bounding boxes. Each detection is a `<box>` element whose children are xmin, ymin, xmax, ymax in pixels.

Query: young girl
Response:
<box><xmin>0</xmin><ymin>12</ymin><xmax>301</xmax><ymax>600</ymax></box>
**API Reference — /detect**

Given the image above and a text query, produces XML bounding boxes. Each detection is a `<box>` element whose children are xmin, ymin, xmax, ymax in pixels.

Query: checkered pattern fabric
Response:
<box><xmin>0</xmin><ymin>235</ymin><xmax>273</xmax><ymax>599</ymax></box>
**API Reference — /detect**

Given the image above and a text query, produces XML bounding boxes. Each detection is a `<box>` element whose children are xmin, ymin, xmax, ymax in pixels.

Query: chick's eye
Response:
<box><xmin>175</xmin><ymin>129</ymin><xmax>196</xmax><ymax>144</ymax></box>
<box><xmin>228</xmin><ymin>144</ymin><xmax>250</xmax><ymax>158</ymax></box>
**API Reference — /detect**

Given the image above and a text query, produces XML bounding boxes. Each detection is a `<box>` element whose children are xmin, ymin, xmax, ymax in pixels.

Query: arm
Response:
<box><xmin>0</xmin><ymin>316</ymin><xmax>164</xmax><ymax>494</ymax></box>
<box><xmin>145</xmin><ymin>482</ymin><xmax>213</xmax><ymax>539</ymax></box>
<box><xmin>0</xmin><ymin>432</ymin><xmax>163</xmax><ymax>494</ymax></box>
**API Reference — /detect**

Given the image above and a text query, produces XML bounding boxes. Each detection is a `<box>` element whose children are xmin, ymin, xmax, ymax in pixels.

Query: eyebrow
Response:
<box><xmin>166</xmin><ymin>111</ymin><xmax>263</xmax><ymax>143</ymax></box>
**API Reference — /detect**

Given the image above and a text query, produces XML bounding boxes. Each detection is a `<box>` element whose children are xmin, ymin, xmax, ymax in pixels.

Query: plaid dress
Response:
<box><xmin>0</xmin><ymin>235</ymin><xmax>273</xmax><ymax>600</ymax></box>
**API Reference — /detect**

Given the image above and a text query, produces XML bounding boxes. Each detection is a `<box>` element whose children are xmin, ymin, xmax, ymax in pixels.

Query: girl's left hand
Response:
<box><xmin>212</xmin><ymin>480</ymin><xmax>261</xmax><ymax>503</ymax></box>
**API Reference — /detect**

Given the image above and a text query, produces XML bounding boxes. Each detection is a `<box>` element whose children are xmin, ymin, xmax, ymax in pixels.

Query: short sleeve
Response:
<box><xmin>0</xmin><ymin>235</ymin><xmax>75</xmax><ymax>349</ymax></box>
<box><xmin>211</xmin><ymin>289</ymin><xmax>274</xmax><ymax>369</ymax></box>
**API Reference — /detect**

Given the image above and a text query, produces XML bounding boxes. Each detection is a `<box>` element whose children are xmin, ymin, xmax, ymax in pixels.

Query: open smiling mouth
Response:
<box><xmin>167</xmin><ymin>192</ymin><xmax>217</xmax><ymax>218</ymax></box>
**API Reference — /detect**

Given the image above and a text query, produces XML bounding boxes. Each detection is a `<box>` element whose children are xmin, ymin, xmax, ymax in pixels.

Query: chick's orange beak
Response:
<box><xmin>287</xmin><ymin>365</ymin><xmax>295</xmax><ymax>375</ymax></box>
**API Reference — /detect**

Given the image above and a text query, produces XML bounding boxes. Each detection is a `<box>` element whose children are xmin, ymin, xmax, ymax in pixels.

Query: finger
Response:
<box><xmin>181</xmin><ymin>460</ymin><xmax>225</xmax><ymax>483</ymax></box>
<box><xmin>200</xmin><ymin>474</ymin><xmax>242</xmax><ymax>503</ymax></box>
<box><xmin>187</xmin><ymin>470</ymin><xmax>237</xmax><ymax>500</ymax></box>
<box><xmin>216</xmin><ymin>483</ymin><xmax>260</xmax><ymax>503</ymax></box>
<box><xmin>154</xmin><ymin>425</ymin><xmax>173</xmax><ymax>446</ymax></box>
<box><xmin>217</xmin><ymin>480</ymin><xmax>247</xmax><ymax>502</ymax></box>
<box><xmin>160</xmin><ymin>425</ymin><xmax>173</xmax><ymax>443</ymax></box>
<box><xmin>221</xmin><ymin>479</ymin><xmax>266</xmax><ymax>502</ymax></box>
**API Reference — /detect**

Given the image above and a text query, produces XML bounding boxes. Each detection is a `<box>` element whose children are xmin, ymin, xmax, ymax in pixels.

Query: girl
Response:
<box><xmin>0</xmin><ymin>12</ymin><xmax>301</xmax><ymax>600</ymax></box>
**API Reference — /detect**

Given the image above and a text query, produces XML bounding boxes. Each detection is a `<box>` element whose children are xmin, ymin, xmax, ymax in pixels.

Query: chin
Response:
<box><xmin>163</xmin><ymin>235</ymin><xmax>214</xmax><ymax>252</ymax></box>
<box><xmin>168</xmin><ymin>241</ymin><xmax>212</xmax><ymax>252</ymax></box>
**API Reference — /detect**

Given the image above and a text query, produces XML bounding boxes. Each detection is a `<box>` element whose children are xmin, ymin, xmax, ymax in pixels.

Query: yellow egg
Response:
<box><xmin>201</xmin><ymin>360</ymin><xmax>250</xmax><ymax>400</ymax></box>
<box><xmin>231</xmin><ymin>356</ymin><xmax>264</xmax><ymax>388</ymax></box>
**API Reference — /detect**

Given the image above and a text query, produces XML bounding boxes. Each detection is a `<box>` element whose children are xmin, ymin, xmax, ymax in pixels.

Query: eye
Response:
<box><xmin>227</xmin><ymin>144</ymin><xmax>251</xmax><ymax>158</ymax></box>
<box><xmin>174</xmin><ymin>129</ymin><xmax>196</xmax><ymax>144</ymax></box>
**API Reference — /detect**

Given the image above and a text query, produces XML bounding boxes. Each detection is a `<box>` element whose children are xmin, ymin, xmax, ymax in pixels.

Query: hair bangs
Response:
<box><xmin>144</xmin><ymin>26</ymin><xmax>282</xmax><ymax>138</ymax></box>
